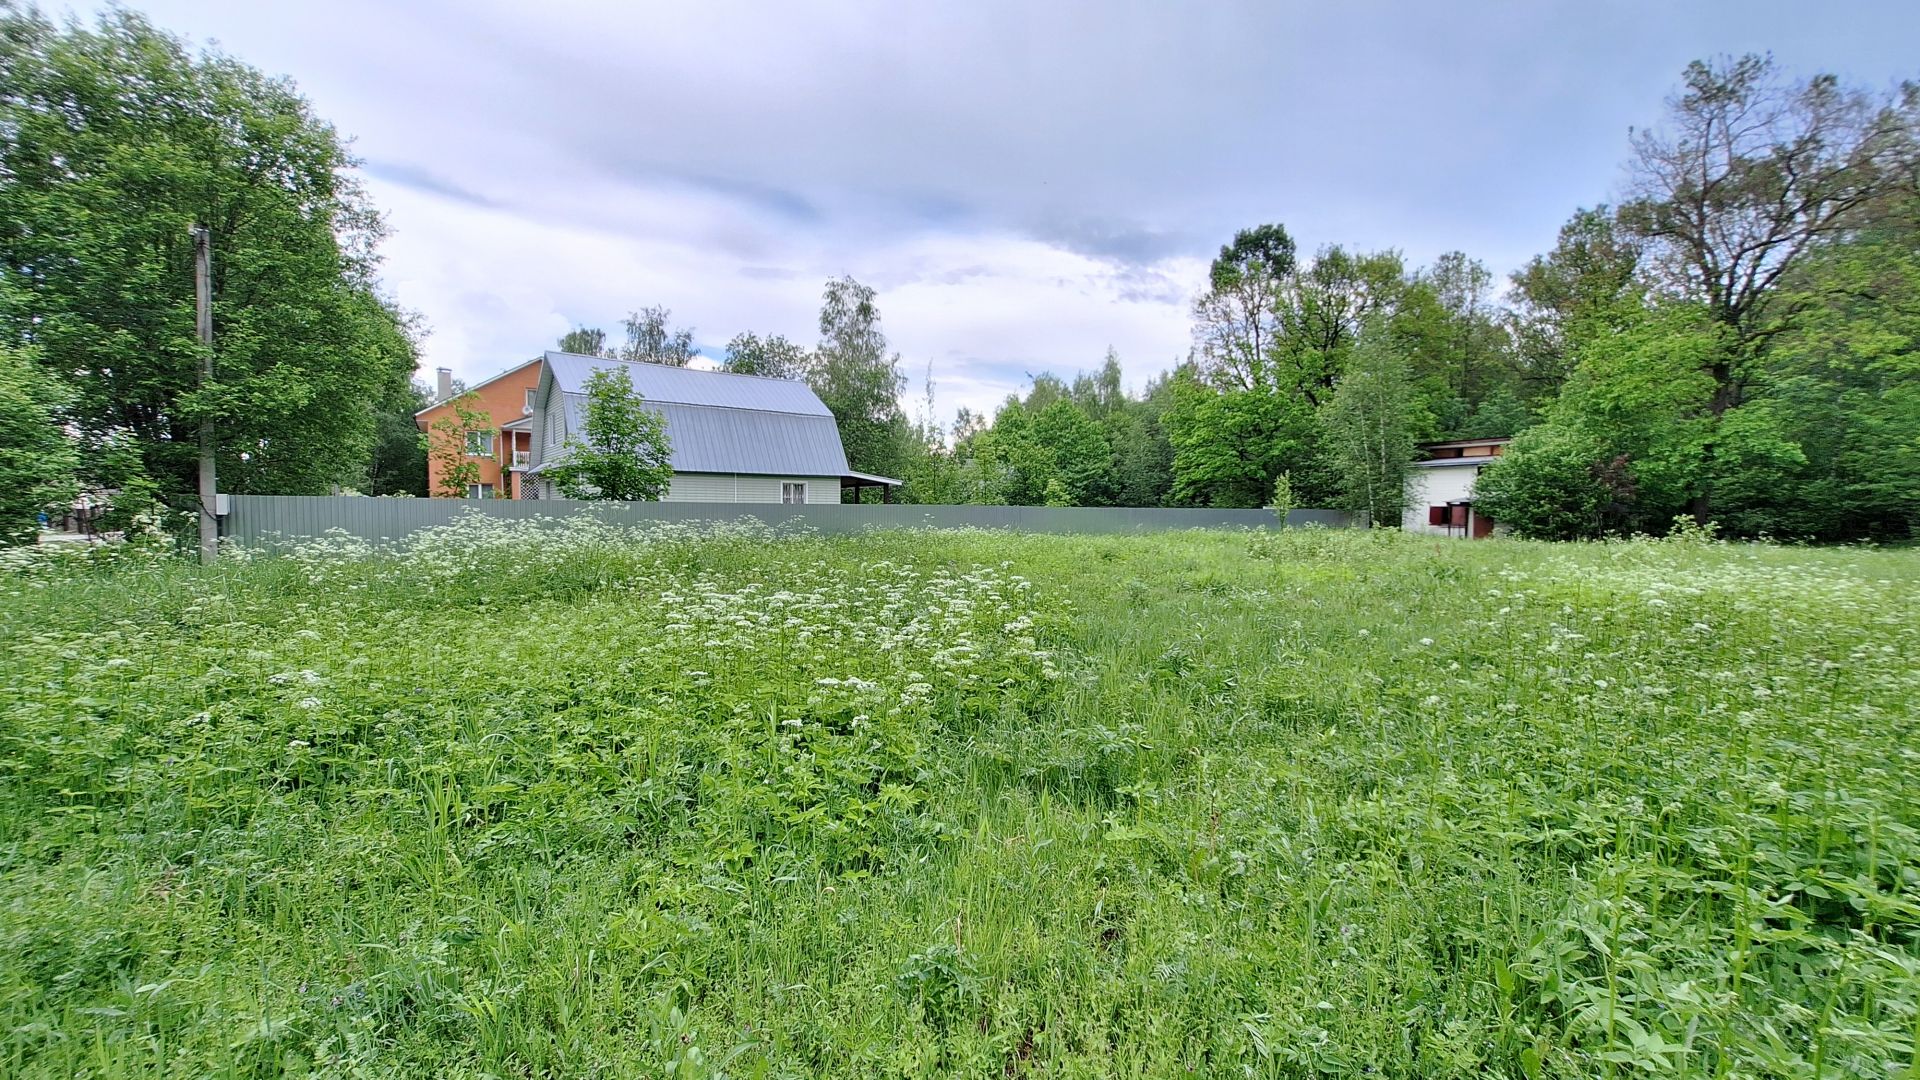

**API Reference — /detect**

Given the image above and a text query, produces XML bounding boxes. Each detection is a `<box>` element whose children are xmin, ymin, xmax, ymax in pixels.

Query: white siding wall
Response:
<box><xmin>1403</xmin><ymin>463</ymin><xmax>1486</xmax><ymax>535</ymax></box>
<box><xmin>663</xmin><ymin>474</ymin><xmax>842</xmax><ymax>504</ymax></box>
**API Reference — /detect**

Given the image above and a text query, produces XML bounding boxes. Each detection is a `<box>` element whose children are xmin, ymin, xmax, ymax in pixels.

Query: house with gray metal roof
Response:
<box><xmin>524</xmin><ymin>351</ymin><xmax>899</xmax><ymax>503</ymax></box>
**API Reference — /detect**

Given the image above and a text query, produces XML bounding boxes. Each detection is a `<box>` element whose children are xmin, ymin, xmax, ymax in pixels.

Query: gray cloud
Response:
<box><xmin>119</xmin><ymin>0</ymin><xmax>1920</xmax><ymax>419</ymax></box>
<box><xmin>361</xmin><ymin>160</ymin><xmax>498</xmax><ymax>209</ymax></box>
<box><xmin>1025</xmin><ymin>215</ymin><xmax>1196</xmax><ymax>266</ymax></box>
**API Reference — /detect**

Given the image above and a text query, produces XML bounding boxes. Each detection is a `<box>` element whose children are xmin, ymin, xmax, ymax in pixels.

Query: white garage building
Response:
<box><xmin>1403</xmin><ymin>438</ymin><xmax>1511</xmax><ymax>538</ymax></box>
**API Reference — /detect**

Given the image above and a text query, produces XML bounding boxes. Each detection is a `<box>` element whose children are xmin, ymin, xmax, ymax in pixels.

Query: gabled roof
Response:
<box><xmin>540</xmin><ymin>352</ymin><xmax>853</xmax><ymax>478</ymax></box>
<box><xmin>413</xmin><ymin>356</ymin><xmax>544</xmax><ymax>419</ymax></box>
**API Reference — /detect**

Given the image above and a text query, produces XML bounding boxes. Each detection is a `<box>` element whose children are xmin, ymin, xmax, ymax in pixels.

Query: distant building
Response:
<box><xmin>1403</xmin><ymin>437</ymin><xmax>1511</xmax><ymax>538</ymax></box>
<box><xmin>413</xmin><ymin>360</ymin><xmax>543</xmax><ymax>499</ymax></box>
<box><xmin>523</xmin><ymin>351</ymin><xmax>898</xmax><ymax>503</ymax></box>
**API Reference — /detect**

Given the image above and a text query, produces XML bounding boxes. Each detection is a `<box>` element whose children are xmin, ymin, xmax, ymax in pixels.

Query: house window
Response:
<box><xmin>524</xmin><ymin>388</ymin><xmax>536</xmax><ymax>413</ymax></box>
<box><xmin>782</xmin><ymin>482</ymin><xmax>807</xmax><ymax>505</ymax></box>
<box><xmin>467</xmin><ymin>482</ymin><xmax>495</xmax><ymax>499</ymax></box>
<box><xmin>464</xmin><ymin>431</ymin><xmax>495</xmax><ymax>456</ymax></box>
<box><xmin>1427</xmin><ymin>505</ymin><xmax>1449</xmax><ymax>527</ymax></box>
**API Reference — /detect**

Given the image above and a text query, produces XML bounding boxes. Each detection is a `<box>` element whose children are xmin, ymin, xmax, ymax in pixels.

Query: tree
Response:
<box><xmin>0</xmin><ymin>346</ymin><xmax>79</xmax><ymax>543</ymax></box>
<box><xmin>1105</xmin><ymin>370</ymin><xmax>1176</xmax><ymax>508</ymax></box>
<box><xmin>1507</xmin><ymin>207</ymin><xmax>1644</xmax><ymax>398</ymax></box>
<box><xmin>811</xmin><ymin>277</ymin><xmax>910</xmax><ymax>486</ymax></box>
<box><xmin>558</xmin><ymin>327</ymin><xmax>612</xmax><ymax>357</ymax></box>
<box><xmin>1273</xmin><ymin>246</ymin><xmax>1408</xmax><ymax>405</ymax></box>
<box><xmin>1191</xmin><ymin>224</ymin><xmax>1296</xmax><ymax>391</ymax></box>
<box><xmin>547</xmin><ymin>366</ymin><xmax>673</xmax><ymax>501</ymax></box>
<box><xmin>1069</xmin><ymin>349</ymin><xmax>1128</xmax><ymax>420</ymax></box>
<box><xmin>1030</xmin><ymin>399</ymin><xmax>1112</xmax><ymax>506</ymax></box>
<box><xmin>1418</xmin><ymin>251</ymin><xmax>1518</xmax><ymax>414</ymax></box>
<box><xmin>1619</xmin><ymin>54</ymin><xmax>1919</xmax><ymax>417</ymax></box>
<box><xmin>723</xmin><ymin>332</ymin><xmax>809</xmax><ymax>379</ymax></box>
<box><xmin>0</xmin><ymin>8</ymin><xmax>418</xmax><ymax>504</ymax></box>
<box><xmin>363</xmin><ymin>377</ymin><xmax>428</xmax><ymax>497</ymax></box>
<box><xmin>1164</xmin><ymin>367</ymin><xmax>1323</xmax><ymax>508</ymax></box>
<box><xmin>618</xmin><ymin>306</ymin><xmax>698</xmax><ymax>366</ymax></box>
<box><xmin>968</xmin><ymin>399</ymin><xmax>1058</xmax><ymax>505</ymax></box>
<box><xmin>428</xmin><ymin>394</ymin><xmax>491</xmax><ymax>499</ymax></box>
<box><xmin>1320</xmin><ymin>325</ymin><xmax>1420</xmax><ymax>527</ymax></box>
<box><xmin>1750</xmin><ymin>198</ymin><xmax>1920</xmax><ymax>540</ymax></box>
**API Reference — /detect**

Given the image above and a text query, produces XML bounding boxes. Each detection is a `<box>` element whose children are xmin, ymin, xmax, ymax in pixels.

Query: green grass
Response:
<box><xmin>2</xmin><ymin>518</ymin><xmax>1917</xmax><ymax>1077</ymax></box>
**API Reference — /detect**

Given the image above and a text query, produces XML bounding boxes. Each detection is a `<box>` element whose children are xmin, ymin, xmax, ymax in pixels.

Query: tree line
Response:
<box><xmin>872</xmin><ymin>55</ymin><xmax>1919</xmax><ymax>541</ymax></box>
<box><xmin>0</xmin><ymin>6</ymin><xmax>1913</xmax><ymax>542</ymax></box>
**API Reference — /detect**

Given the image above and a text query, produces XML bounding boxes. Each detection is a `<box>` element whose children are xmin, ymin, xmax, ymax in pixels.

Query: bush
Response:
<box><xmin>1472</xmin><ymin>424</ymin><xmax>1619</xmax><ymax>540</ymax></box>
<box><xmin>0</xmin><ymin>348</ymin><xmax>79</xmax><ymax>543</ymax></box>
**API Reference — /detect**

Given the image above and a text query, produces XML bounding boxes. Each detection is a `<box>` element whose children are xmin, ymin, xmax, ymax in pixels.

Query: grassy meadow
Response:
<box><xmin>1</xmin><ymin>518</ymin><xmax>1917</xmax><ymax>1078</ymax></box>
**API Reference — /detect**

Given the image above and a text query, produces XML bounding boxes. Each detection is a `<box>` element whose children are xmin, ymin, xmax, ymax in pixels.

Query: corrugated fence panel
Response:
<box><xmin>223</xmin><ymin>496</ymin><xmax>1359</xmax><ymax>547</ymax></box>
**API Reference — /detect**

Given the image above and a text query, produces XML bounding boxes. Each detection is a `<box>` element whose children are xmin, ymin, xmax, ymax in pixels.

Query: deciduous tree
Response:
<box><xmin>811</xmin><ymin>277</ymin><xmax>910</xmax><ymax>486</ymax></box>
<box><xmin>723</xmin><ymin>332</ymin><xmax>809</xmax><ymax>379</ymax></box>
<box><xmin>618</xmin><ymin>307</ymin><xmax>698</xmax><ymax>366</ymax></box>
<box><xmin>0</xmin><ymin>346</ymin><xmax>79</xmax><ymax>542</ymax></box>
<box><xmin>1320</xmin><ymin>325</ymin><xmax>1420</xmax><ymax>526</ymax></box>
<box><xmin>558</xmin><ymin>327</ymin><xmax>612</xmax><ymax>357</ymax></box>
<box><xmin>1191</xmin><ymin>224</ymin><xmax>1295</xmax><ymax>391</ymax></box>
<box><xmin>1619</xmin><ymin>54</ymin><xmax>1919</xmax><ymax>415</ymax></box>
<box><xmin>547</xmin><ymin>366</ymin><xmax>673</xmax><ymax>501</ymax></box>
<box><xmin>428</xmin><ymin>394</ymin><xmax>492</xmax><ymax>499</ymax></box>
<box><xmin>0</xmin><ymin>8</ymin><xmax>418</xmax><ymax>504</ymax></box>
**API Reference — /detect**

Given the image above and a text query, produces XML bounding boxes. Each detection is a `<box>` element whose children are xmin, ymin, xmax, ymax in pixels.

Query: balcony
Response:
<box><xmin>508</xmin><ymin>450</ymin><xmax>532</xmax><ymax>470</ymax></box>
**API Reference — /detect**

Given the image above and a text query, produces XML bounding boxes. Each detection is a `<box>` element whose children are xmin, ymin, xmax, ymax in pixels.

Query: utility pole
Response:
<box><xmin>193</xmin><ymin>225</ymin><xmax>217</xmax><ymax>564</ymax></box>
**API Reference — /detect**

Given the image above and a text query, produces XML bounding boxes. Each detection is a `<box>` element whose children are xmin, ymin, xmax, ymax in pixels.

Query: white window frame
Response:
<box><xmin>467</xmin><ymin>482</ymin><xmax>495</xmax><ymax>500</ymax></box>
<box><xmin>523</xmin><ymin>388</ymin><xmax>536</xmax><ymax>413</ymax></box>
<box><xmin>465</xmin><ymin>430</ymin><xmax>495</xmax><ymax>457</ymax></box>
<box><xmin>781</xmin><ymin>481</ymin><xmax>807</xmax><ymax>505</ymax></box>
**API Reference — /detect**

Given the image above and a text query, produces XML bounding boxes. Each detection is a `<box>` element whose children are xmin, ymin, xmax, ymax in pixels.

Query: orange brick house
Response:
<box><xmin>414</xmin><ymin>359</ymin><xmax>544</xmax><ymax>499</ymax></box>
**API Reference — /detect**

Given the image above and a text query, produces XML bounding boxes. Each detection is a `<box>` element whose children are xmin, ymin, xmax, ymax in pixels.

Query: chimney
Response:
<box><xmin>436</xmin><ymin>367</ymin><xmax>453</xmax><ymax>402</ymax></box>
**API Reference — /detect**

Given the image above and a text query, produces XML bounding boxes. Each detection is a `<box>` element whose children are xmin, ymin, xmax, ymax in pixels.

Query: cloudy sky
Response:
<box><xmin>85</xmin><ymin>0</ymin><xmax>1920</xmax><ymax>423</ymax></box>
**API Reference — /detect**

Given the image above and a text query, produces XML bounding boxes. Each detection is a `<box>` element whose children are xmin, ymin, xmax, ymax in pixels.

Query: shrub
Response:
<box><xmin>1473</xmin><ymin>423</ymin><xmax>1619</xmax><ymax>539</ymax></box>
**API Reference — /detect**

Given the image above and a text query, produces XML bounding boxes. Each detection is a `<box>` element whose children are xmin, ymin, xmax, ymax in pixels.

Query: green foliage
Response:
<box><xmin>812</xmin><ymin>277</ymin><xmax>911</xmax><ymax>482</ymax></box>
<box><xmin>1040</xmin><ymin>477</ymin><xmax>1072</xmax><ymax>507</ymax></box>
<box><xmin>618</xmin><ymin>306</ymin><xmax>698</xmax><ymax>366</ymax></box>
<box><xmin>1320</xmin><ymin>325</ymin><xmax>1420</xmax><ymax>526</ymax></box>
<box><xmin>1028</xmin><ymin>400</ymin><xmax>1110</xmax><ymax>506</ymax></box>
<box><xmin>1272</xmin><ymin>245</ymin><xmax>1409</xmax><ymax>405</ymax></box>
<box><xmin>0</xmin><ymin>8</ymin><xmax>418</xmax><ymax>501</ymax></box>
<box><xmin>427</xmin><ymin>394</ymin><xmax>490</xmax><ymax>499</ymax></box>
<box><xmin>1461</xmin><ymin>384</ymin><xmax>1531</xmax><ymax>439</ymax></box>
<box><xmin>1165</xmin><ymin>369</ymin><xmax>1323</xmax><ymax>508</ymax></box>
<box><xmin>364</xmin><ymin>378</ymin><xmax>428</xmax><ymax>497</ymax></box>
<box><xmin>1507</xmin><ymin>207</ymin><xmax>1643</xmax><ymax>398</ymax></box>
<box><xmin>2</xmin><ymin>522</ymin><xmax>1917</xmax><ymax>1074</ymax></box>
<box><xmin>721</xmin><ymin>332</ymin><xmax>808</xmax><ymax>379</ymax></box>
<box><xmin>966</xmin><ymin>400</ymin><xmax>1057</xmax><ymax>505</ymax></box>
<box><xmin>1192</xmin><ymin>224</ymin><xmax>1295</xmax><ymax>390</ymax></box>
<box><xmin>1472</xmin><ymin>424</ymin><xmax>1620</xmax><ymax>540</ymax></box>
<box><xmin>557</xmin><ymin>327</ymin><xmax>611</xmax><ymax>357</ymax></box>
<box><xmin>547</xmin><ymin>366</ymin><xmax>673</xmax><ymax>501</ymax></box>
<box><xmin>0</xmin><ymin>347</ymin><xmax>79</xmax><ymax>543</ymax></box>
<box><xmin>1747</xmin><ymin>201</ymin><xmax>1920</xmax><ymax>540</ymax></box>
<box><xmin>1270</xmin><ymin>470</ymin><xmax>1294</xmax><ymax>524</ymax></box>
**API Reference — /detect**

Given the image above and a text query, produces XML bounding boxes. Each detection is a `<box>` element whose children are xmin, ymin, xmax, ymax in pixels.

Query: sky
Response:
<box><xmin>77</xmin><ymin>0</ymin><xmax>1920</xmax><ymax>425</ymax></box>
